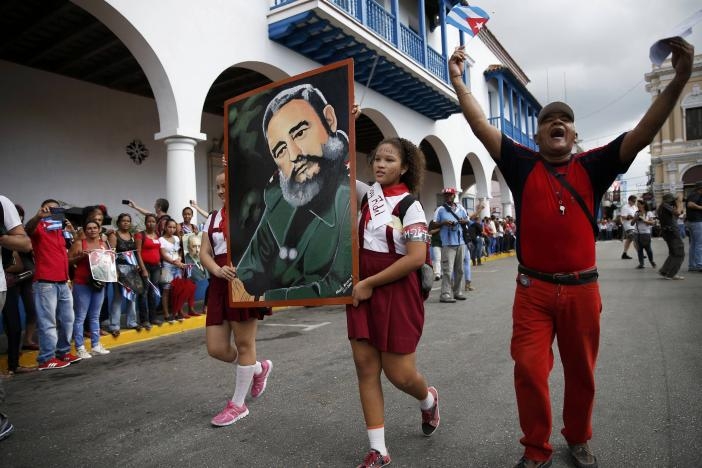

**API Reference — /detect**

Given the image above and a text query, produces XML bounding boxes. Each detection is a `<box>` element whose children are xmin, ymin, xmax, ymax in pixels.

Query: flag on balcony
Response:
<box><xmin>446</xmin><ymin>4</ymin><xmax>490</xmax><ymax>37</ymax></box>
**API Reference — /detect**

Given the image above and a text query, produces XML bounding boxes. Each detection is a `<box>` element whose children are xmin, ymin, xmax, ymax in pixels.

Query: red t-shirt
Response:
<box><xmin>73</xmin><ymin>239</ymin><xmax>108</xmax><ymax>285</ymax></box>
<box><xmin>137</xmin><ymin>231</ymin><xmax>162</xmax><ymax>265</ymax></box>
<box><xmin>31</xmin><ymin>220</ymin><xmax>69</xmax><ymax>282</ymax></box>
<box><xmin>498</xmin><ymin>133</ymin><xmax>630</xmax><ymax>273</ymax></box>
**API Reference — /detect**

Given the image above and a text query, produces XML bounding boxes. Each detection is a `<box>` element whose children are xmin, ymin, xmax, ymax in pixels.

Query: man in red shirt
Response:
<box><xmin>25</xmin><ymin>199</ymin><xmax>81</xmax><ymax>370</ymax></box>
<box><xmin>449</xmin><ymin>37</ymin><xmax>693</xmax><ymax>468</ymax></box>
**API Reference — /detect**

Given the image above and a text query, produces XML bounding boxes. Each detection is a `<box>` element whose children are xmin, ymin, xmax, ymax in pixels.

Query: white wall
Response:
<box><xmin>0</xmin><ymin>60</ymin><xmax>213</xmax><ymax>226</ymax></box>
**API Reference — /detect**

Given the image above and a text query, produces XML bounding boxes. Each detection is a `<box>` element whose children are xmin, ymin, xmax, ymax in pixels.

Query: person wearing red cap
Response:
<box><xmin>449</xmin><ymin>36</ymin><xmax>693</xmax><ymax>468</ymax></box>
<box><xmin>430</xmin><ymin>187</ymin><xmax>469</xmax><ymax>303</ymax></box>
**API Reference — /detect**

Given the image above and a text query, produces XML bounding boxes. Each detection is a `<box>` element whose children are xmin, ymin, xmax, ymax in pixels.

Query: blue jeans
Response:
<box><xmin>474</xmin><ymin>237</ymin><xmax>484</xmax><ymax>265</ymax></box>
<box><xmin>72</xmin><ymin>284</ymin><xmax>105</xmax><ymax>348</ymax></box>
<box><xmin>689</xmin><ymin>221</ymin><xmax>702</xmax><ymax>270</ymax></box>
<box><xmin>463</xmin><ymin>243</ymin><xmax>472</xmax><ymax>282</ymax></box>
<box><xmin>109</xmin><ymin>283</ymin><xmax>138</xmax><ymax>330</ymax></box>
<box><xmin>431</xmin><ymin>245</ymin><xmax>442</xmax><ymax>277</ymax></box>
<box><xmin>34</xmin><ymin>281</ymin><xmax>74</xmax><ymax>363</ymax></box>
<box><xmin>677</xmin><ymin>223</ymin><xmax>686</xmax><ymax>239</ymax></box>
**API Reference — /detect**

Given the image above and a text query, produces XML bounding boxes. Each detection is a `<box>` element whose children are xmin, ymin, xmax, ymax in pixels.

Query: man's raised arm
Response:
<box><xmin>619</xmin><ymin>37</ymin><xmax>694</xmax><ymax>164</ymax></box>
<box><xmin>449</xmin><ymin>46</ymin><xmax>503</xmax><ymax>160</ymax></box>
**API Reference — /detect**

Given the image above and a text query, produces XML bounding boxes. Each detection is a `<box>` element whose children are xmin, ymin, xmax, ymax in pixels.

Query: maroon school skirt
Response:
<box><xmin>346</xmin><ymin>249</ymin><xmax>425</xmax><ymax>353</ymax></box>
<box><xmin>205</xmin><ymin>254</ymin><xmax>271</xmax><ymax>326</ymax></box>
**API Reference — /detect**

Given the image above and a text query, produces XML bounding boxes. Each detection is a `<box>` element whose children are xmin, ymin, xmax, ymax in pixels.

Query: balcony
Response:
<box><xmin>484</xmin><ymin>65</ymin><xmax>540</xmax><ymax>150</ymax></box>
<box><xmin>488</xmin><ymin>117</ymin><xmax>537</xmax><ymax>151</ymax></box>
<box><xmin>269</xmin><ymin>0</ymin><xmax>460</xmax><ymax>120</ymax></box>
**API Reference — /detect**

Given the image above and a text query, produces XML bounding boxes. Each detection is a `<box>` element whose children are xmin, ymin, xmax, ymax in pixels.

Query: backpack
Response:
<box><xmin>361</xmin><ymin>193</ymin><xmax>432</xmax><ymax>300</ymax></box>
<box><xmin>0</xmin><ymin>200</ymin><xmax>15</xmax><ymax>268</ymax></box>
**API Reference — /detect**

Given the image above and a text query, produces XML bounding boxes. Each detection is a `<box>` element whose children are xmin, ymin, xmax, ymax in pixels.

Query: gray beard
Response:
<box><xmin>279</xmin><ymin>132</ymin><xmax>347</xmax><ymax>208</ymax></box>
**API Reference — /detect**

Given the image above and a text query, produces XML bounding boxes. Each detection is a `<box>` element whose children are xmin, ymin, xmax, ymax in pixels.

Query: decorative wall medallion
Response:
<box><xmin>126</xmin><ymin>139</ymin><xmax>149</xmax><ymax>165</ymax></box>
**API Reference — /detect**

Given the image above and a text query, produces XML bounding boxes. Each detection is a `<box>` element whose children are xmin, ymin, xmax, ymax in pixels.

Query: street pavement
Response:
<box><xmin>1</xmin><ymin>239</ymin><xmax>700</xmax><ymax>467</ymax></box>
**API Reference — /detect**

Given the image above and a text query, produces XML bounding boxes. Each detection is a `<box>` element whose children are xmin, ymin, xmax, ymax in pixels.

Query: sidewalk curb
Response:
<box><xmin>2</xmin><ymin>251</ymin><xmax>516</xmax><ymax>372</ymax></box>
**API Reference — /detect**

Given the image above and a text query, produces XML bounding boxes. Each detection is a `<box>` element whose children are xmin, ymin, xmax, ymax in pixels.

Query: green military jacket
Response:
<box><xmin>236</xmin><ymin>177</ymin><xmax>352</xmax><ymax>301</ymax></box>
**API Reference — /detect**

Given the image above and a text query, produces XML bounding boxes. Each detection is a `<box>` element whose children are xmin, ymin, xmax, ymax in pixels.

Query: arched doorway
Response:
<box><xmin>354</xmin><ymin>109</ymin><xmax>395</xmax><ymax>184</ymax></box>
<box><xmin>682</xmin><ymin>164</ymin><xmax>702</xmax><ymax>197</ymax></box>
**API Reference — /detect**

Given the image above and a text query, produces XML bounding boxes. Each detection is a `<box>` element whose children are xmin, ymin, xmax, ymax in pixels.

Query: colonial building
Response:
<box><xmin>647</xmin><ymin>53</ymin><xmax>702</xmax><ymax>202</ymax></box>
<box><xmin>0</xmin><ymin>0</ymin><xmax>542</xmax><ymax>221</ymax></box>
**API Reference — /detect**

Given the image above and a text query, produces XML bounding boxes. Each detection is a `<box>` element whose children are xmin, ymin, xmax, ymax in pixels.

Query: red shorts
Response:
<box><xmin>205</xmin><ymin>255</ymin><xmax>271</xmax><ymax>326</ymax></box>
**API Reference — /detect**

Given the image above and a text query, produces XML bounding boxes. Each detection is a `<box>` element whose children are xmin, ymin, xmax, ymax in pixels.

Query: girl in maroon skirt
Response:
<box><xmin>348</xmin><ymin>138</ymin><xmax>439</xmax><ymax>467</ymax></box>
<box><xmin>199</xmin><ymin>171</ymin><xmax>273</xmax><ymax>427</ymax></box>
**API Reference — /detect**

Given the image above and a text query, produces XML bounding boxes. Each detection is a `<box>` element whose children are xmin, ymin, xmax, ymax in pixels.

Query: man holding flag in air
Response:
<box><xmin>447</xmin><ymin>22</ymin><xmax>694</xmax><ymax>468</ymax></box>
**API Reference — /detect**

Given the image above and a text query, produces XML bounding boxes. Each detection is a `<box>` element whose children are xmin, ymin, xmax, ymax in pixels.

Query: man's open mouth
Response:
<box><xmin>550</xmin><ymin>127</ymin><xmax>565</xmax><ymax>138</ymax></box>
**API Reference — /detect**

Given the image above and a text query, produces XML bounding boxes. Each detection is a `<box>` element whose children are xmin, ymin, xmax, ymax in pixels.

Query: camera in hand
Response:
<box><xmin>49</xmin><ymin>206</ymin><xmax>66</xmax><ymax>223</ymax></box>
<box><xmin>122</xmin><ymin>199</ymin><xmax>130</xmax><ymax>205</ymax></box>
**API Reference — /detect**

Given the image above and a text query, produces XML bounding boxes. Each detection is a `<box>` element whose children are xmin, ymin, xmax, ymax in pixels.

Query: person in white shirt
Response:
<box><xmin>0</xmin><ymin>194</ymin><xmax>32</xmax><ymax>442</ymax></box>
<box><xmin>620</xmin><ymin>195</ymin><xmax>638</xmax><ymax>259</ymax></box>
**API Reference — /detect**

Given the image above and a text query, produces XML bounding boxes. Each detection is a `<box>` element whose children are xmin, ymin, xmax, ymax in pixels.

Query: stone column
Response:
<box><xmin>502</xmin><ymin>202</ymin><xmax>513</xmax><ymax>218</ymax></box>
<box><xmin>164</xmin><ymin>137</ymin><xmax>198</xmax><ymax>218</ymax></box>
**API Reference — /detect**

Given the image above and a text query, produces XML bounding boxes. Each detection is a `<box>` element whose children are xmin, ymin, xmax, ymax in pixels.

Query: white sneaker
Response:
<box><xmin>91</xmin><ymin>343</ymin><xmax>110</xmax><ymax>355</ymax></box>
<box><xmin>76</xmin><ymin>346</ymin><xmax>92</xmax><ymax>359</ymax></box>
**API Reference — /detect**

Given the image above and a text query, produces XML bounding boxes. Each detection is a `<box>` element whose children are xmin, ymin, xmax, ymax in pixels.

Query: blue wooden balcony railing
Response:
<box><xmin>488</xmin><ymin>117</ymin><xmax>537</xmax><ymax>150</ymax></box>
<box><xmin>400</xmin><ymin>24</ymin><xmax>423</xmax><ymax>65</ymax></box>
<box><xmin>272</xmin><ymin>0</ymin><xmax>448</xmax><ymax>83</ymax></box>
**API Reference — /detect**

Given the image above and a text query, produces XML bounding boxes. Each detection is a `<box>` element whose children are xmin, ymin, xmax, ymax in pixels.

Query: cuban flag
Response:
<box><xmin>446</xmin><ymin>4</ymin><xmax>490</xmax><ymax>37</ymax></box>
<box><xmin>45</xmin><ymin>219</ymin><xmax>63</xmax><ymax>231</ymax></box>
<box><xmin>120</xmin><ymin>250</ymin><xmax>138</xmax><ymax>266</ymax></box>
<box><xmin>122</xmin><ymin>286</ymin><xmax>136</xmax><ymax>302</ymax></box>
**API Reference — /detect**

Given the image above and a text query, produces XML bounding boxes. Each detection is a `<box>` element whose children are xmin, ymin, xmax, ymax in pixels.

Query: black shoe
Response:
<box><xmin>513</xmin><ymin>457</ymin><xmax>552</xmax><ymax>468</ymax></box>
<box><xmin>151</xmin><ymin>319</ymin><xmax>164</xmax><ymax>326</ymax></box>
<box><xmin>621</xmin><ymin>253</ymin><xmax>632</xmax><ymax>259</ymax></box>
<box><xmin>636</xmin><ymin>264</ymin><xmax>644</xmax><ymax>269</ymax></box>
<box><xmin>568</xmin><ymin>443</ymin><xmax>598</xmax><ymax>468</ymax></box>
<box><xmin>650</xmin><ymin>262</ymin><xmax>657</xmax><ymax>268</ymax></box>
<box><xmin>0</xmin><ymin>413</ymin><xmax>14</xmax><ymax>441</ymax></box>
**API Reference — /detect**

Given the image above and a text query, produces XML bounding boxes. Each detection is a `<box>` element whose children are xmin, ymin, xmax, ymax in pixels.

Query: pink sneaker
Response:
<box><xmin>356</xmin><ymin>449</ymin><xmax>391</xmax><ymax>468</ymax></box>
<box><xmin>210</xmin><ymin>400</ymin><xmax>249</xmax><ymax>427</ymax></box>
<box><xmin>250</xmin><ymin>360</ymin><xmax>272</xmax><ymax>399</ymax></box>
<box><xmin>421</xmin><ymin>386</ymin><xmax>440</xmax><ymax>436</ymax></box>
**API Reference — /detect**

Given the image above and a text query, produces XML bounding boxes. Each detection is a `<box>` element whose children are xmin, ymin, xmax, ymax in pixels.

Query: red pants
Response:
<box><xmin>511</xmin><ymin>276</ymin><xmax>601</xmax><ymax>461</ymax></box>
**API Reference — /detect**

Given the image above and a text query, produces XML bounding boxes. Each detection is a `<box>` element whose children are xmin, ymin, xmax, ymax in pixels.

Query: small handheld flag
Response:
<box><xmin>147</xmin><ymin>279</ymin><xmax>162</xmax><ymax>299</ymax></box>
<box><xmin>119</xmin><ymin>250</ymin><xmax>139</xmax><ymax>266</ymax></box>
<box><xmin>122</xmin><ymin>286</ymin><xmax>136</xmax><ymax>302</ymax></box>
<box><xmin>446</xmin><ymin>4</ymin><xmax>490</xmax><ymax>37</ymax></box>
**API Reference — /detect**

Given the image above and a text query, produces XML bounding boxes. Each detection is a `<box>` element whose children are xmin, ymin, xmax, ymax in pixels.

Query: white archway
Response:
<box><xmin>358</xmin><ymin>108</ymin><xmax>399</xmax><ymax>139</ymax></box>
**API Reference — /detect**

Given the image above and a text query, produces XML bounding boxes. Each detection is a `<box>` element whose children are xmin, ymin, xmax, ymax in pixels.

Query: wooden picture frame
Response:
<box><xmin>223</xmin><ymin>59</ymin><xmax>357</xmax><ymax>308</ymax></box>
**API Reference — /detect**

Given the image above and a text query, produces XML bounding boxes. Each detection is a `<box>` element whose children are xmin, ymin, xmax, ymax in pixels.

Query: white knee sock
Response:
<box><xmin>232</xmin><ymin>364</ymin><xmax>256</xmax><ymax>406</ymax></box>
<box><xmin>419</xmin><ymin>390</ymin><xmax>434</xmax><ymax>410</ymax></box>
<box><xmin>253</xmin><ymin>360</ymin><xmax>262</xmax><ymax>375</ymax></box>
<box><xmin>367</xmin><ymin>426</ymin><xmax>388</xmax><ymax>456</ymax></box>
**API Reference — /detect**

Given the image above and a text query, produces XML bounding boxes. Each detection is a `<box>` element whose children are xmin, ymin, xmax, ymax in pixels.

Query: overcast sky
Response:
<box><xmin>474</xmin><ymin>0</ymin><xmax>701</xmax><ymax>193</ymax></box>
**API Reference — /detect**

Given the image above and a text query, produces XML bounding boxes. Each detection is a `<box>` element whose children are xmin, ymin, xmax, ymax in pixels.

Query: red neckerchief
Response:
<box><xmin>218</xmin><ymin>206</ymin><xmax>228</xmax><ymax>241</ymax></box>
<box><xmin>362</xmin><ymin>183</ymin><xmax>410</xmax><ymax>226</ymax></box>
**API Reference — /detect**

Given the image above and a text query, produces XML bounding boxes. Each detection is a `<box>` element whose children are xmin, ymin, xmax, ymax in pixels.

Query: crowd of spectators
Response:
<box><xmin>1</xmin><ymin>197</ymin><xmax>210</xmax><ymax>376</ymax></box>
